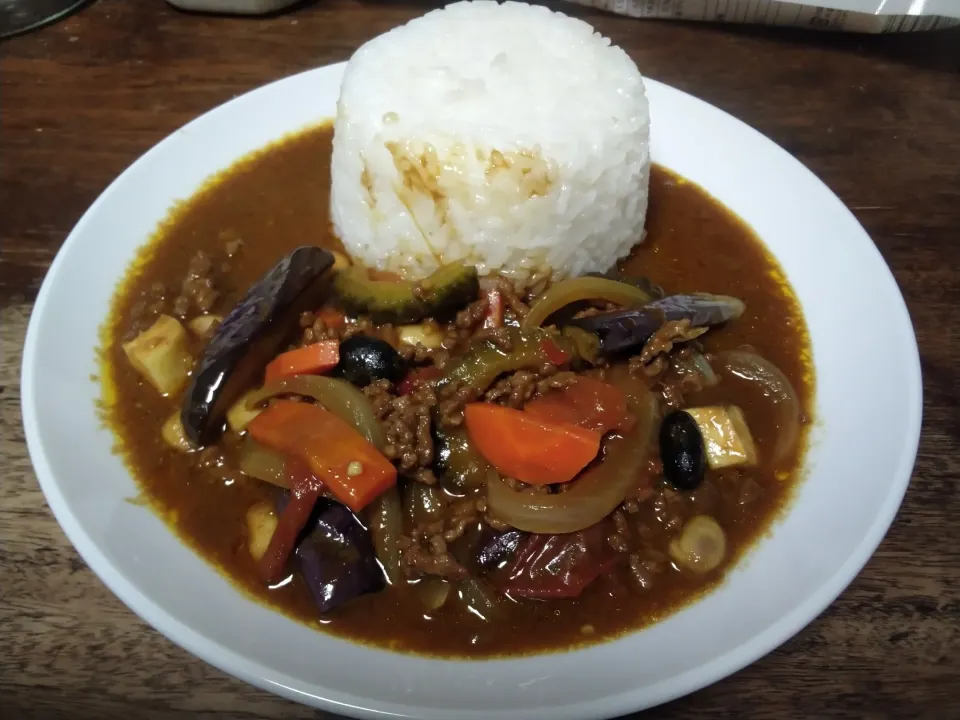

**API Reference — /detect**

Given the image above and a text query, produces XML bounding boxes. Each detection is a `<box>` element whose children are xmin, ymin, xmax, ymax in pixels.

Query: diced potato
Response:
<box><xmin>226</xmin><ymin>389</ymin><xmax>263</xmax><ymax>433</ymax></box>
<box><xmin>397</xmin><ymin>323</ymin><xmax>444</xmax><ymax>349</ymax></box>
<box><xmin>246</xmin><ymin>501</ymin><xmax>278</xmax><ymax>561</ymax></box>
<box><xmin>669</xmin><ymin>515</ymin><xmax>727</xmax><ymax>574</ymax></box>
<box><xmin>684</xmin><ymin>405</ymin><xmax>757</xmax><ymax>469</ymax></box>
<box><xmin>122</xmin><ymin>314</ymin><xmax>193</xmax><ymax>396</ymax></box>
<box><xmin>161</xmin><ymin>411</ymin><xmax>195</xmax><ymax>453</ymax></box>
<box><xmin>332</xmin><ymin>250</ymin><xmax>351</xmax><ymax>271</ymax></box>
<box><xmin>187</xmin><ymin>313</ymin><xmax>223</xmax><ymax>339</ymax></box>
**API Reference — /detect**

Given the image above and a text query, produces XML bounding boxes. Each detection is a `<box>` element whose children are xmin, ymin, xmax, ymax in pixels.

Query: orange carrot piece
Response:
<box><xmin>464</xmin><ymin>403</ymin><xmax>601</xmax><ymax>485</ymax></box>
<box><xmin>248</xmin><ymin>400</ymin><xmax>396</xmax><ymax>511</ymax></box>
<box><xmin>264</xmin><ymin>340</ymin><xmax>339</xmax><ymax>382</ymax></box>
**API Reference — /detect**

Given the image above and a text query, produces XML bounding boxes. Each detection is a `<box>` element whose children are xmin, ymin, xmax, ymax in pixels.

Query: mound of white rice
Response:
<box><xmin>330</xmin><ymin>0</ymin><xmax>649</xmax><ymax>281</ymax></box>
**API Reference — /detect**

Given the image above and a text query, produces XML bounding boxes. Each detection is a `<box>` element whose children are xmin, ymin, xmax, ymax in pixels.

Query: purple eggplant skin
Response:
<box><xmin>181</xmin><ymin>246</ymin><xmax>335</xmax><ymax>446</ymax></box>
<box><xmin>276</xmin><ymin>493</ymin><xmax>385</xmax><ymax>613</ymax></box>
<box><xmin>567</xmin><ymin>293</ymin><xmax>745</xmax><ymax>353</ymax></box>
<box><xmin>475</xmin><ymin>527</ymin><xmax>525</xmax><ymax>574</ymax></box>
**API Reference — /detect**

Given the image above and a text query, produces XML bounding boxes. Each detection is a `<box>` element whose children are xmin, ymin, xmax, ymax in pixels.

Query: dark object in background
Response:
<box><xmin>0</xmin><ymin>0</ymin><xmax>89</xmax><ymax>39</ymax></box>
<box><xmin>165</xmin><ymin>0</ymin><xmax>300</xmax><ymax>15</ymax></box>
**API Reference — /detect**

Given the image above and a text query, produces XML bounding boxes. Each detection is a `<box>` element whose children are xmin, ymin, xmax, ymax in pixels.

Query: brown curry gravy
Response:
<box><xmin>101</xmin><ymin>123</ymin><xmax>813</xmax><ymax>657</ymax></box>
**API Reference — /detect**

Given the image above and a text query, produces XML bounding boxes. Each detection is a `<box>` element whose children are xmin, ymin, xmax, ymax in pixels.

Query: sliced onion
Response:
<box><xmin>522</xmin><ymin>276</ymin><xmax>653</xmax><ymax>329</ymax></box>
<box><xmin>404</xmin><ymin>483</ymin><xmax>446</xmax><ymax>529</ymax></box>
<box><xmin>716</xmin><ymin>351</ymin><xmax>801</xmax><ymax>465</ymax></box>
<box><xmin>415</xmin><ymin>577</ymin><xmax>452</xmax><ymax>611</ymax></box>
<box><xmin>369</xmin><ymin>485</ymin><xmax>404</xmax><ymax>585</ymax></box>
<box><xmin>486</xmin><ymin>369</ymin><xmax>657</xmax><ymax>534</ymax></box>
<box><xmin>692</xmin><ymin>353</ymin><xmax>719</xmax><ymax>387</ymax></box>
<box><xmin>244</xmin><ymin>375</ymin><xmax>385</xmax><ymax>450</ymax></box>
<box><xmin>238</xmin><ymin>437</ymin><xmax>288</xmax><ymax>487</ymax></box>
<box><xmin>457</xmin><ymin>577</ymin><xmax>503</xmax><ymax>623</ymax></box>
<box><xmin>669</xmin><ymin>515</ymin><xmax>727</xmax><ymax>574</ymax></box>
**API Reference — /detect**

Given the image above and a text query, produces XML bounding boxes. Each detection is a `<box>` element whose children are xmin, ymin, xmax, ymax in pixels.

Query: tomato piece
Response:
<box><xmin>499</xmin><ymin>524</ymin><xmax>618</xmax><ymax>599</ymax></box>
<box><xmin>396</xmin><ymin>366</ymin><xmax>443</xmax><ymax>396</ymax></box>
<box><xmin>525</xmin><ymin>376</ymin><xmax>633</xmax><ymax>435</ymax></box>
<box><xmin>539</xmin><ymin>338</ymin><xmax>570</xmax><ymax>366</ymax></box>
<box><xmin>464</xmin><ymin>403</ymin><xmax>601</xmax><ymax>485</ymax></box>
<box><xmin>256</xmin><ymin>457</ymin><xmax>323</xmax><ymax>584</ymax></box>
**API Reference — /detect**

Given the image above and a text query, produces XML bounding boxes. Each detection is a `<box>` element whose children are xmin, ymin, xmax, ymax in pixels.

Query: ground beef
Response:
<box><xmin>298</xmin><ymin>311</ymin><xmax>340</xmax><ymax>343</ymax></box>
<box><xmin>398</xmin><ymin>496</ymin><xmax>486</xmax><ymax>579</ymax></box>
<box><xmin>436</xmin><ymin>297</ymin><xmax>490</xmax><ymax>352</ymax></box>
<box><xmin>630</xmin><ymin>320</ymin><xmax>707</xmax><ymax>377</ymax></box>
<box><xmin>536</xmin><ymin>369</ymin><xmax>577</xmax><ymax>395</ymax></box>
<box><xmin>365</xmin><ymin>382</ymin><xmax>439</xmax><ymax>483</ymax></box>
<box><xmin>483</xmin><ymin>366</ymin><xmax>575</xmax><ymax>409</ymax></box>
<box><xmin>399</xmin><ymin>535</ymin><xmax>467</xmax><ymax>580</ymax></box>
<box><xmin>172</xmin><ymin>250</ymin><xmax>219</xmax><ymax>319</ymax></box>
<box><xmin>124</xmin><ymin>281</ymin><xmax>168</xmax><ymax>339</ymax></box>
<box><xmin>437</xmin><ymin>380</ymin><xmax>479</xmax><ymax>428</ymax></box>
<box><xmin>398</xmin><ymin>342</ymin><xmax>451</xmax><ymax>370</ymax></box>
<box><xmin>484</xmin><ymin>370</ymin><xmax>539</xmax><ymax>408</ymax></box>
<box><xmin>470</xmin><ymin>326</ymin><xmax>514</xmax><ymax>352</ymax></box>
<box><xmin>654</xmin><ymin>348</ymin><xmax>712</xmax><ymax>409</ymax></box>
<box><xmin>298</xmin><ymin>310</ymin><xmax>400</xmax><ymax>347</ymax></box>
<box><xmin>607</xmin><ymin>510</ymin><xmax>631</xmax><ymax>553</ymax></box>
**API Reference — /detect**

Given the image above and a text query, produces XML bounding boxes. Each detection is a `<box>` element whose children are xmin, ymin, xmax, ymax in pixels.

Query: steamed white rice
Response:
<box><xmin>330</xmin><ymin>0</ymin><xmax>650</xmax><ymax>281</ymax></box>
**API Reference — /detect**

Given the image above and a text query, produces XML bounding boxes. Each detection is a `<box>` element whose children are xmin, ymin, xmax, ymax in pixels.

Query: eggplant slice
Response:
<box><xmin>181</xmin><ymin>246</ymin><xmax>336</xmax><ymax>445</ymax></box>
<box><xmin>567</xmin><ymin>293</ymin><xmax>745</xmax><ymax>353</ymax></box>
<box><xmin>277</xmin><ymin>493</ymin><xmax>385</xmax><ymax>613</ymax></box>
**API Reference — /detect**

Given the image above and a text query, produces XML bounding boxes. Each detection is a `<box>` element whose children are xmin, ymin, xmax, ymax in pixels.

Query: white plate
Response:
<box><xmin>21</xmin><ymin>63</ymin><xmax>922</xmax><ymax>719</ymax></box>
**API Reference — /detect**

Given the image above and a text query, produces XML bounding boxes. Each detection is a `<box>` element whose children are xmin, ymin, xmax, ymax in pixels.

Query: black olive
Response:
<box><xmin>659</xmin><ymin>410</ymin><xmax>706</xmax><ymax>491</ymax></box>
<box><xmin>336</xmin><ymin>336</ymin><xmax>406</xmax><ymax>387</ymax></box>
<box><xmin>181</xmin><ymin>246</ymin><xmax>335</xmax><ymax>446</ymax></box>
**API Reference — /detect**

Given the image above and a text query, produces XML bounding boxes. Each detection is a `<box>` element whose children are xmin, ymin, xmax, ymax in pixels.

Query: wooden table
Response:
<box><xmin>2</xmin><ymin>1</ymin><xmax>958</xmax><ymax>718</ymax></box>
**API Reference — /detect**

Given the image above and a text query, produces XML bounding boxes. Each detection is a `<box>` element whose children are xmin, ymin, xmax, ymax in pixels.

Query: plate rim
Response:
<box><xmin>20</xmin><ymin>62</ymin><xmax>923</xmax><ymax>719</ymax></box>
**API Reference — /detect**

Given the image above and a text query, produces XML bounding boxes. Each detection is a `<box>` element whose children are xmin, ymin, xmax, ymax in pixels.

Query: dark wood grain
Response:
<box><xmin>2</xmin><ymin>1</ymin><xmax>958</xmax><ymax>718</ymax></box>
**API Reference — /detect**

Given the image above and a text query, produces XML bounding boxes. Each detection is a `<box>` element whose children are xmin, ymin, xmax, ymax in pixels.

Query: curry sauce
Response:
<box><xmin>101</xmin><ymin>123</ymin><xmax>813</xmax><ymax>657</ymax></box>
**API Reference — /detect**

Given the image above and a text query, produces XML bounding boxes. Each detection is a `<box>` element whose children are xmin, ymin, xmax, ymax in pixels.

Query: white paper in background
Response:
<box><xmin>563</xmin><ymin>0</ymin><xmax>960</xmax><ymax>32</ymax></box>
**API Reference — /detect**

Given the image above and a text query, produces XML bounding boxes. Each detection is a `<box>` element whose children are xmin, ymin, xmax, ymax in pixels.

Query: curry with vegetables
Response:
<box><xmin>101</xmin><ymin>123</ymin><xmax>813</xmax><ymax>656</ymax></box>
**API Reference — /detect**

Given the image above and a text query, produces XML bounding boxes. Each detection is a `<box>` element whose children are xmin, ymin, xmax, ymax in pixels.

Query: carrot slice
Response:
<box><xmin>248</xmin><ymin>400</ymin><xmax>396</xmax><ymax>511</ymax></box>
<box><xmin>264</xmin><ymin>340</ymin><xmax>339</xmax><ymax>382</ymax></box>
<box><xmin>464</xmin><ymin>403</ymin><xmax>601</xmax><ymax>485</ymax></box>
<box><xmin>526</xmin><ymin>376</ymin><xmax>633</xmax><ymax>435</ymax></box>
